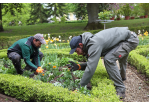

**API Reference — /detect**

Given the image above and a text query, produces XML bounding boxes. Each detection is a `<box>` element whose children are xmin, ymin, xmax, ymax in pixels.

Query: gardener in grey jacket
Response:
<box><xmin>68</xmin><ymin>27</ymin><xmax>139</xmax><ymax>99</ymax></box>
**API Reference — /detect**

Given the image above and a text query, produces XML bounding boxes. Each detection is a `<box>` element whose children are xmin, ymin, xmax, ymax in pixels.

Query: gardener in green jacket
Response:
<box><xmin>7</xmin><ymin>33</ymin><xmax>46</xmax><ymax>75</ymax></box>
<box><xmin>67</xmin><ymin>27</ymin><xmax>139</xmax><ymax>99</ymax></box>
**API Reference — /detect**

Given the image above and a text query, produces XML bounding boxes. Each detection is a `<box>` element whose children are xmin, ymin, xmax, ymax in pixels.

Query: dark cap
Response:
<box><xmin>33</xmin><ymin>33</ymin><xmax>46</xmax><ymax>44</ymax></box>
<box><xmin>69</xmin><ymin>36</ymin><xmax>82</xmax><ymax>54</ymax></box>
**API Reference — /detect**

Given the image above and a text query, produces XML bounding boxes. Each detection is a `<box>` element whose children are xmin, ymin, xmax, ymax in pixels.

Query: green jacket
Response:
<box><xmin>8</xmin><ymin>36</ymin><xmax>41</xmax><ymax>71</ymax></box>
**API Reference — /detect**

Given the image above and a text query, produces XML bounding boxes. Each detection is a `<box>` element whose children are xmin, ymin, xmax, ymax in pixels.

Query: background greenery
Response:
<box><xmin>0</xmin><ymin>18</ymin><xmax>149</xmax><ymax>36</ymax></box>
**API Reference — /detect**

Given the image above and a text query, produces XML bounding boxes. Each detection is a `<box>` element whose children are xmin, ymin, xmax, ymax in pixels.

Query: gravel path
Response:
<box><xmin>101</xmin><ymin>59</ymin><xmax>149</xmax><ymax>102</ymax></box>
<box><xmin>122</xmin><ymin>64</ymin><xmax>149</xmax><ymax>102</ymax></box>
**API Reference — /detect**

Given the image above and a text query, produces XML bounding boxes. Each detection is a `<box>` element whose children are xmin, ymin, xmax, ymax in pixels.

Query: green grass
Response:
<box><xmin>106</xmin><ymin>18</ymin><xmax>149</xmax><ymax>29</ymax></box>
<box><xmin>0</xmin><ymin>23</ymin><xmax>87</xmax><ymax>36</ymax></box>
<box><xmin>1</xmin><ymin>18</ymin><xmax>149</xmax><ymax>37</ymax></box>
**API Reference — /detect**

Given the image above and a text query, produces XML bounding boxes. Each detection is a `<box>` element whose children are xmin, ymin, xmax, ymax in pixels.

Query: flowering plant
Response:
<box><xmin>116</xmin><ymin>9</ymin><xmax>122</xmax><ymax>18</ymax></box>
<box><xmin>140</xmin><ymin>3</ymin><xmax>149</xmax><ymax>15</ymax></box>
<box><xmin>121</xmin><ymin>3</ymin><xmax>134</xmax><ymax>16</ymax></box>
<box><xmin>108</xmin><ymin>3</ymin><xmax>120</xmax><ymax>17</ymax></box>
<box><xmin>98</xmin><ymin>10</ymin><xmax>113</xmax><ymax>20</ymax></box>
<box><xmin>144</xmin><ymin>31</ymin><xmax>148</xmax><ymax>36</ymax></box>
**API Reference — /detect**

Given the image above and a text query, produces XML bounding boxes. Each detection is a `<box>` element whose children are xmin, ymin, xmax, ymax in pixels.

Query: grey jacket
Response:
<box><xmin>79</xmin><ymin>27</ymin><xmax>138</xmax><ymax>86</ymax></box>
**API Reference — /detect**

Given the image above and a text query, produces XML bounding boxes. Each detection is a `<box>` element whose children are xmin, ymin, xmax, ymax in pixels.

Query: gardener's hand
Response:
<box><xmin>36</xmin><ymin>67</ymin><xmax>44</xmax><ymax>73</ymax></box>
<box><xmin>66</xmin><ymin>61</ymin><xmax>81</xmax><ymax>71</ymax></box>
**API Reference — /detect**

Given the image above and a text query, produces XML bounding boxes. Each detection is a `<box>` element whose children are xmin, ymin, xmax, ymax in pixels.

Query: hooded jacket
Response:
<box><xmin>8</xmin><ymin>37</ymin><xmax>41</xmax><ymax>71</ymax></box>
<box><xmin>79</xmin><ymin>27</ymin><xmax>138</xmax><ymax>87</ymax></box>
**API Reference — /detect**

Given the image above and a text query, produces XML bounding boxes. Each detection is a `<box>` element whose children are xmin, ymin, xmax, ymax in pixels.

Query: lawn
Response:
<box><xmin>106</xmin><ymin>18</ymin><xmax>149</xmax><ymax>28</ymax></box>
<box><xmin>0</xmin><ymin>23</ymin><xmax>87</xmax><ymax>36</ymax></box>
<box><xmin>0</xmin><ymin>18</ymin><xmax>149</xmax><ymax>36</ymax></box>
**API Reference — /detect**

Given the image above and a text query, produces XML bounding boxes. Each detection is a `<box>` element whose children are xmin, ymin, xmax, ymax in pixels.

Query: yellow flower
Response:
<box><xmin>49</xmin><ymin>63</ymin><xmax>51</xmax><ymax>64</ymax></box>
<box><xmin>46</xmin><ymin>45</ymin><xmax>48</xmax><ymax>48</ymax></box>
<box><xmin>67</xmin><ymin>40</ymin><xmax>69</xmax><ymax>43</ymax></box>
<box><xmin>53</xmin><ymin>66</ymin><xmax>56</xmax><ymax>68</ymax></box>
<box><xmin>50</xmin><ymin>39</ymin><xmax>54</xmax><ymax>43</ymax></box>
<box><xmin>42</xmin><ymin>74</ymin><xmax>44</xmax><ymax>76</ymax></box>
<box><xmin>142</xmin><ymin>37</ymin><xmax>144</xmax><ymax>40</ymax></box>
<box><xmin>144</xmin><ymin>31</ymin><xmax>148</xmax><ymax>36</ymax></box>
<box><xmin>62</xmin><ymin>40</ymin><xmax>65</xmax><ymax>42</ymax></box>
<box><xmin>68</xmin><ymin>70</ymin><xmax>70</xmax><ymax>72</ymax></box>
<box><xmin>56</xmin><ymin>38</ymin><xmax>59</xmax><ymax>41</ymax></box>
<box><xmin>45</xmin><ymin>40</ymin><xmax>49</xmax><ymax>44</ymax></box>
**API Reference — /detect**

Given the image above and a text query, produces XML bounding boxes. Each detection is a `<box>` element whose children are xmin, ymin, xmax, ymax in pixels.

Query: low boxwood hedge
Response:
<box><xmin>127</xmin><ymin>46</ymin><xmax>149</xmax><ymax>77</ymax></box>
<box><xmin>0</xmin><ymin>47</ymin><xmax>120</xmax><ymax>102</ymax></box>
<box><xmin>0</xmin><ymin>74</ymin><xmax>98</xmax><ymax>102</ymax></box>
<box><xmin>0</xmin><ymin>60</ymin><xmax>120</xmax><ymax>102</ymax></box>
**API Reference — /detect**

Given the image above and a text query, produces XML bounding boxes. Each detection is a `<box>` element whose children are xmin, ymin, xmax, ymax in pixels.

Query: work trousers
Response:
<box><xmin>104</xmin><ymin>32</ymin><xmax>139</xmax><ymax>93</ymax></box>
<box><xmin>7</xmin><ymin>51</ymin><xmax>43</xmax><ymax>74</ymax></box>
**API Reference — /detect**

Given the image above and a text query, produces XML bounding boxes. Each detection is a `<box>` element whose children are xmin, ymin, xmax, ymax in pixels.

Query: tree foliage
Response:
<box><xmin>66</xmin><ymin>3</ymin><xmax>87</xmax><ymax>20</ymax></box>
<box><xmin>27</xmin><ymin>3</ymin><xmax>49</xmax><ymax>25</ymax></box>
<box><xmin>2</xmin><ymin>3</ymin><xmax>31</xmax><ymax>26</ymax></box>
<box><xmin>45</xmin><ymin>3</ymin><xmax>67</xmax><ymax>19</ymax></box>
<box><xmin>2</xmin><ymin>3</ymin><xmax>23</xmax><ymax>16</ymax></box>
<box><xmin>66</xmin><ymin>3</ymin><xmax>108</xmax><ymax>21</ymax></box>
<box><xmin>0</xmin><ymin>3</ymin><xmax>23</xmax><ymax>32</ymax></box>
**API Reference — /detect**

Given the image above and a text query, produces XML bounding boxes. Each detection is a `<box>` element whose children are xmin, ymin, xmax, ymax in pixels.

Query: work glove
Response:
<box><xmin>36</xmin><ymin>67</ymin><xmax>44</xmax><ymax>73</ymax></box>
<box><xmin>66</xmin><ymin>61</ymin><xmax>81</xmax><ymax>71</ymax></box>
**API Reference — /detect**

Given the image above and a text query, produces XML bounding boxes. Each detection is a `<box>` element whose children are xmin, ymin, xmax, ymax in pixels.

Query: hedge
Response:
<box><xmin>129</xmin><ymin>26</ymin><xmax>149</xmax><ymax>34</ymax></box>
<box><xmin>0</xmin><ymin>51</ymin><xmax>7</xmax><ymax>59</ymax></box>
<box><xmin>127</xmin><ymin>47</ymin><xmax>149</xmax><ymax>77</ymax></box>
<box><xmin>0</xmin><ymin>35</ymin><xmax>31</xmax><ymax>50</ymax></box>
<box><xmin>0</xmin><ymin>59</ymin><xmax>120</xmax><ymax>102</ymax></box>
<box><xmin>0</xmin><ymin>74</ymin><xmax>98</xmax><ymax>102</ymax></box>
<box><xmin>0</xmin><ymin>29</ymin><xmax>102</xmax><ymax>50</ymax></box>
<box><xmin>0</xmin><ymin>46</ymin><xmax>120</xmax><ymax>102</ymax></box>
<box><xmin>2</xmin><ymin>25</ymin><xmax>149</xmax><ymax>50</ymax></box>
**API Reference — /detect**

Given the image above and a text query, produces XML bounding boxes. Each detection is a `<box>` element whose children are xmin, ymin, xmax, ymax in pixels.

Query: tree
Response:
<box><xmin>0</xmin><ymin>3</ymin><xmax>23</xmax><ymax>32</ymax></box>
<box><xmin>45</xmin><ymin>3</ymin><xmax>67</xmax><ymax>19</ymax></box>
<box><xmin>0</xmin><ymin>3</ymin><xmax>4</xmax><ymax>32</ymax></box>
<box><xmin>84</xmin><ymin>3</ymin><xmax>106</xmax><ymax>30</ymax></box>
<box><xmin>66</xmin><ymin>3</ymin><xmax>87</xmax><ymax>20</ymax></box>
<box><xmin>2</xmin><ymin>3</ymin><xmax>31</xmax><ymax>26</ymax></box>
<box><xmin>27</xmin><ymin>3</ymin><xmax>49</xmax><ymax>25</ymax></box>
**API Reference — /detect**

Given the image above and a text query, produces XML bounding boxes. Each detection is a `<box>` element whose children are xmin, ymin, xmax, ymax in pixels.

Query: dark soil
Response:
<box><xmin>0</xmin><ymin>90</ymin><xmax>21</xmax><ymax>102</ymax></box>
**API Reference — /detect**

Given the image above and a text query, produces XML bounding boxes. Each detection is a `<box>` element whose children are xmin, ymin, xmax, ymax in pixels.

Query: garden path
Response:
<box><xmin>101</xmin><ymin>59</ymin><xmax>149</xmax><ymax>102</ymax></box>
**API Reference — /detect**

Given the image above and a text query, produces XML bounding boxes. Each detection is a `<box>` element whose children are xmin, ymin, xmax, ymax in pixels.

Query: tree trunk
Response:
<box><xmin>0</xmin><ymin>3</ymin><xmax>4</xmax><ymax>32</ymax></box>
<box><xmin>84</xmin><ymin>3</ymin><xmax>103</xmax><ymax>30</ymax></box>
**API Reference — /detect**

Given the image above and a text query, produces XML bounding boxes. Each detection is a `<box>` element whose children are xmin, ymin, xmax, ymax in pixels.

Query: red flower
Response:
<box><xmin>119</xmin><ymin>55</ymin><xmax>122</xmax><ymax>58</ymax></box>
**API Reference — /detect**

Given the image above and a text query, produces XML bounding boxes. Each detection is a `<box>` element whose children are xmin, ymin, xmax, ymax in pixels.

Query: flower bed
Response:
<box><xmin>0</xmin><ymin>46</ymin><xmax>120</xmax><ymax>102</ymax></box>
